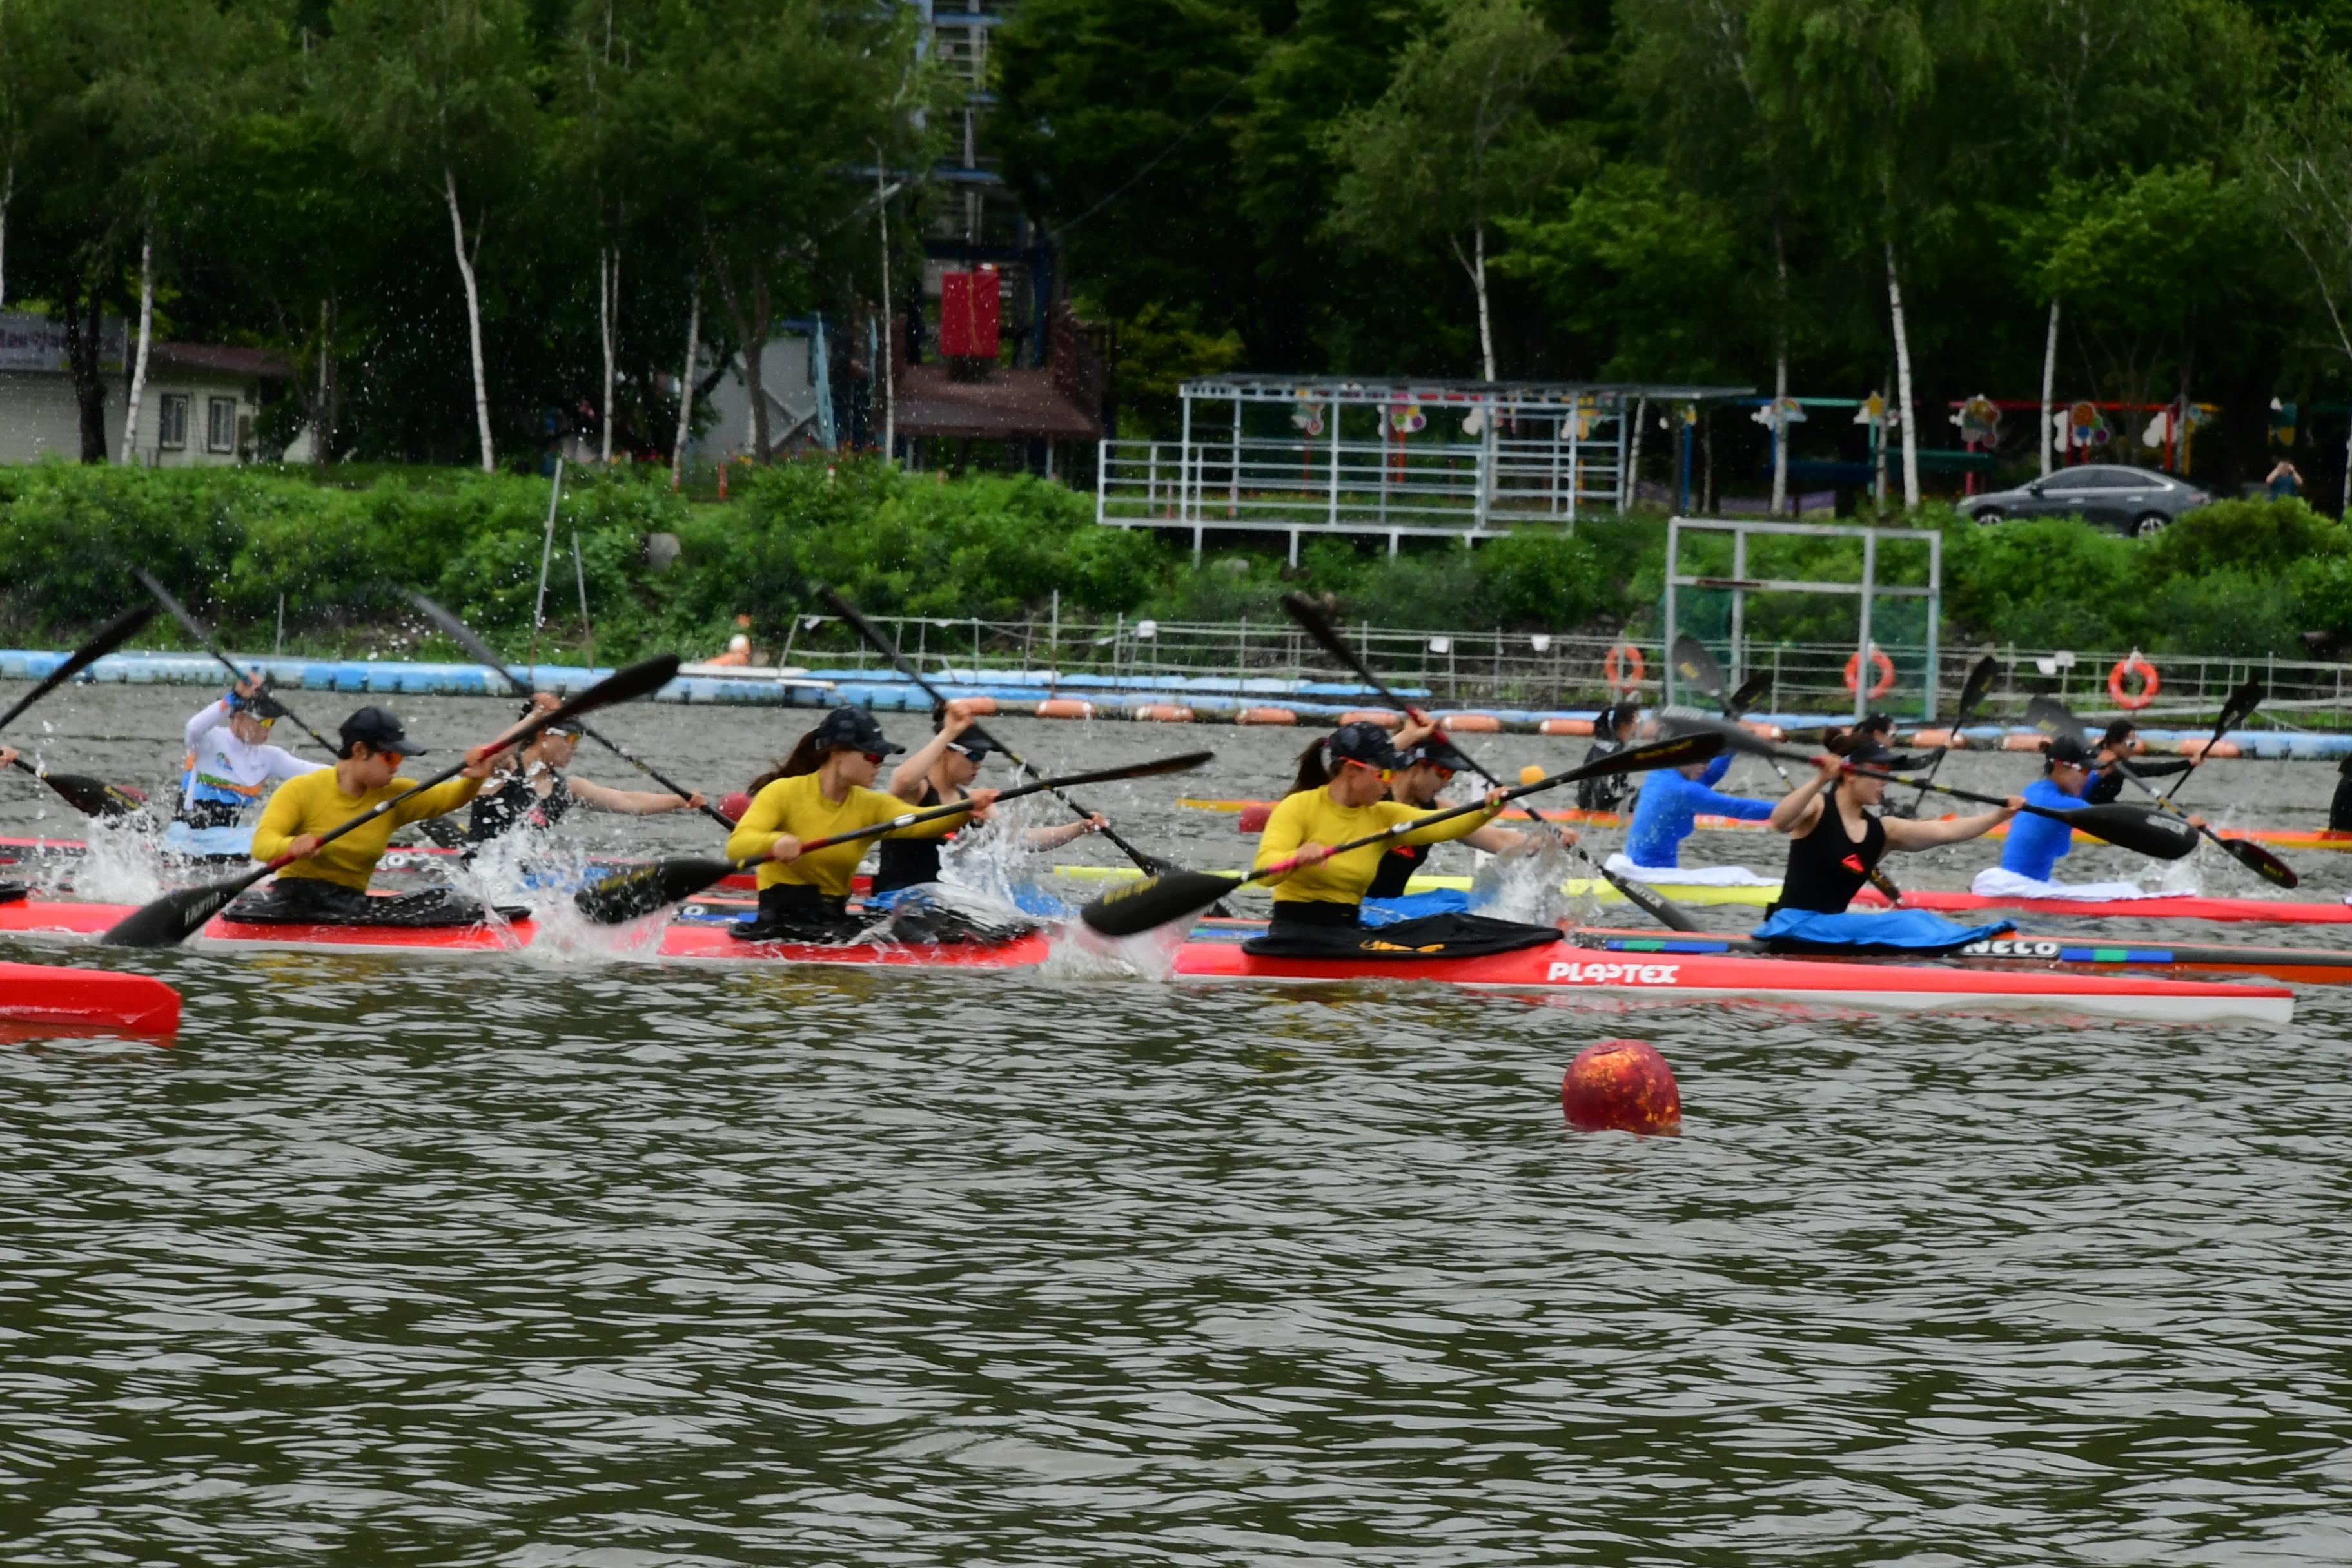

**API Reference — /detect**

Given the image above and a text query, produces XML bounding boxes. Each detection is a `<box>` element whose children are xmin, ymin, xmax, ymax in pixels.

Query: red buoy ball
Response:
<box><xmin>1562</xmin><ymin>1039</ymin><xmax>1681</xmax><ymax>1134</ymax></box>
<box><xmin>720</xmin><ymin>791</ymin><xmax>752</xmax><ymax>825</ymax></box>
<box><xmin>1237</xmin><ymin>801</ymin><xmax>1273</xmax><ymax>834</ymax></box>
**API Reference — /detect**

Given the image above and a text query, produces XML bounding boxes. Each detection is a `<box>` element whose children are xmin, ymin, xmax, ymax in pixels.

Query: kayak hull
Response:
<box><xmin>0</xmin><ymin>899</ymin><xmax>2292</xmax><ymax>1024</ymax></box>
<box><xmin>0</xmin><ymin>959</ymin><xmax>181</xmax><ymax>1035</ymax></box>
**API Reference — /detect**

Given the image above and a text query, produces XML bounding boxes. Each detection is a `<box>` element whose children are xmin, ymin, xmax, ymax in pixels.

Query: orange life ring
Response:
<box><xmin>1603</xmin><ymin>642</ymin><xmax>1646</xmax><ymax>693</ymax></box>
<box><xmin>1843</xmin><ymin>646</ymin><xmax>1897</xmax><ymax>698</ymax></box>
<box><xmin>2109</xmin><ymin>652</ymin><xmax>2159</xmax><ymax>710</ymax></box>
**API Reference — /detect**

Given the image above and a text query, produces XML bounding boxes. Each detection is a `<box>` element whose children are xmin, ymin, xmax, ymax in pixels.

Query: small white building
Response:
<box><xmin>0</xmin><ymin>311</ymin><xmax>289</xmax><ymax>467</ymax></box>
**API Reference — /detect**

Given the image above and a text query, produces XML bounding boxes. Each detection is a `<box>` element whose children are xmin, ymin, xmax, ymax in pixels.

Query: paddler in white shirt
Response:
<box><xmin>166</xmin><ymin>677</ymin><xmax>325</xmax><ymax>860</ymax></box>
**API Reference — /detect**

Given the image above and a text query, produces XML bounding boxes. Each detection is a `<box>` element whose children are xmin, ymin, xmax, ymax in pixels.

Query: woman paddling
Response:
<box><xmin>1242</xmin><ymin>721</ymin><xmax>1556</xmax><ymax>959</ymax></box>
<box><xmin>868</xmin><ymin>709</ymin><xmax>1108</xmax><ymax>904</ymax></box>
<box><xmin>1971</xmin><ymin>734</ymin><xmax>2193</xmax><ymax>901</ymax></box>
<box><xmin>466</xmin><ymin>694</ymin><xmax>707</xmax><ymax>854</ymax></box>
<box><xmin>1574</xmin><ymin>704</ymin><xmax>1640</xmax><ymax>812</ymax></box>
<box><xmin>1365</xmin><ymin>732</ymin><xmax>1556</xmax><ymax>919</ymax></box>
<box><xmin>1607</xmin><ymin>746</ymin><xmax>1776</xmax><ymax>886</ymax></box>
<box><xmin>2083</xmin><ymin>718</ymin><xmax>2191</xmax><ymax>807</ymax></box>
<box><xmin>1756</xmin><ymin>736</ymin><xmax>2021</xmax><ymax>952</ymax></box>
<box><xmin>165</xmin><ymin>678</ymin><xmax>324</xmax><ymax>861</ymax></box>
<box><xmin>230</xmin><ymin>707</ymin><xmax>502</xmax><ymax>926</ymax></box>
<box><xmin>725</xmin><ymin>705</ymin><xmax>997</xmax><ymax>941</ymax></box>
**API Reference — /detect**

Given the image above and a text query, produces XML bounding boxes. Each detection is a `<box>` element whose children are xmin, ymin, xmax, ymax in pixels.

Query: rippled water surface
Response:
<box><xmin>5</xmin><ymin>687</ymin><xmax>2352</xmax><ymax>1562</ymax></box>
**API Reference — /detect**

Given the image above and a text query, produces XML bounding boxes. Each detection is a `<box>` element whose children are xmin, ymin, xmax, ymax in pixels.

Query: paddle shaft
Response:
<box><xmin>0</xmin><ymin>603</ymin><xmax>155</xmax><ymax>736</ymax></box>
<box><xmin>134</xmin><ymin>569</ymin><xmax>337</xmax><ymax>754</ymax></box>
<box><xmin>2162</xmin><ymin>681</ymin><xmax>2261</xmax><ymax>810</ymax></box>
<box><xmin>821</xmin><ymin>589</ymin><xmax>1166</xmax><ymax>874</ymax></box>
<box><xmin>1906</xmin><ymin>655</ymin><xmax>1999</xmax><ymax>814</ymax></box>
<box><xmin>403</xmin><ymin>590</ymin><xmax>729</xmax><ymax>828</ymax></box>
<box><xmin>1765</xmin><ymin>745</ymin><xmax>2107</xmax><ymax>832</ymax></box>
<box><xmin>1288</xmin><ymin>596</ymin><xmax>1699</xmax><ymax>930</ymax></box>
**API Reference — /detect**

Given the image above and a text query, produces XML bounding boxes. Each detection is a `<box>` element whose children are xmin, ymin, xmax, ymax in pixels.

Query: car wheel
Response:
<box><xmin>1972</xmin><ymin>507</ymin><xmax>2004</xmax><ymax>525</ymax></box>
<box><xmin>2130</xmin><ymin>512</ymin><xmax>2168</xmax><ymax>539</ymax></box>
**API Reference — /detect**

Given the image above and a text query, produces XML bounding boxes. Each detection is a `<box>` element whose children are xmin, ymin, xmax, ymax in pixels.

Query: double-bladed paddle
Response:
<box><xmin>134</xmin><ymin>567</ymin><xmax>338</xmax><ymax>755</ymax></box>
<box><xmin>2024</xmin><ymin>691</ymin><xmax>2295</xmax><ymax>888</ymax></box>
<box><xmin>1078</xmin><ymin>731</ymin><xmax>1727</xmax><ymax>939</ymax></box>
<box><xmin>99</xmin><ymin>654</ymin><xmax>684</xmax><ymax>949</ymax></box>
<box><xmin>820</xmin><ymin>587</ymin><xmax>1177</xmax><ymax>879</ymax></box>
<box><xmin>1904</xmin><ymin>654</ymin><xmax>2000</xmax><ymax>816</ymax></box>
<box><xmin>574</xmin><ymin>750</ymin><xmax>1215</xmax><ymax>924</ymax></box>
<box><xmin>1671</xmin><ymin>632</ymin><xmax>1909</xmax><ymax>902</ymax></box>
<box><xmin>0</xmin><ymin>602</ymin><xmax>159</xmax><ymax>819</ymax></box>
<box><xmin>2162</xmin><ymin>678</ymin><xmax>2264</xmax><ymax>809</ymax></box>
<box><xmin>1679</xmin><ymin>716</ymin><xmax>2202</xmax><ymax>861</ymax></box>
<box><xmin>1282</xmin><ymin>593</ymin><xmax>1703</xmax><ymax>932</ymax></box>
<box><xmin>402</xmin><ymin>589</ymin><xmax>732</xmax><ymax>830</ymax></box>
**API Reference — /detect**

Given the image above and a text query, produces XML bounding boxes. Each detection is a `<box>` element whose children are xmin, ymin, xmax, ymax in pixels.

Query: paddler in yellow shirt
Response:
<box><xmin>726</xmin><ymin>704</ymin><xmax>999</xmax><ymax>940</ymax></box>
<box><xmin>228</xmin><ymin>705</ymin><xmax>502</xmax><ymax>927</ymax></box>
<box><xmin>1244</xmin><ymin>721</ymin><xmax>1563</xmax><ymax>959</ymax></box>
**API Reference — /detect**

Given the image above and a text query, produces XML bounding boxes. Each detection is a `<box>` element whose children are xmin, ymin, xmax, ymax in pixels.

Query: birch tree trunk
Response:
<box><xmin>598</xmin><ymin>246</ymin><xmax>618</xmax><ymax>463</ymax></box>
<box><xmin>445</xmin><ymin>168</ymin><xmax>495</xmax><ymax>473</ymax></box>
<box><xmin>1463</xmin><ymin>220</ymin><xmax>1497</xmax><ymax>383</ymax></box>
<box><xmin>2039</xmin><ymin>298</ymin><xmax>2060</xmax><ymax>476</ymax></box>
<box><xmin>119</xmin><ymin>228</ymin><xmax>154</xmax><ymax>466</ymax></box>
<box><xmin>876</xmin><ymin>162</ymin><xmax>896</xmax><ymax>465</ymax></box>
<box><xmin>671</xmin><ymin>278</ymin><xmax>700</xmax><ymax>490</ymax></box>
<box><xmin>1885</xmin><ymin>239</ymin><xmax>1920</xmax><ymax>510</ymax></box>
<box><xmin>0</xmin><ymin>164</ymin><xmax>12</xmax><ymax>309</ymax></box>
<box><xmin>1625</xmin><ymin>396</ymin><xmax>1647</xmax><ymax>512</ymax></box>
<box><xmin>1770</xmin><ymin>219</ymin><xmax>1789</xmax><ymax>512</ymax></box>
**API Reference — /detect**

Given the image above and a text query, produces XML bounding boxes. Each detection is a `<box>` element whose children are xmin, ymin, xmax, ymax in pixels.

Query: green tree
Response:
<box><xmin>326</xmin><ymin>0</ymin><xmax>537</xmax><ymax>472</ymax></box>
<box><xmin>1324</xmin><ymin>0</ymin><xmax>1582</xmax><ymax>380</ymax></box>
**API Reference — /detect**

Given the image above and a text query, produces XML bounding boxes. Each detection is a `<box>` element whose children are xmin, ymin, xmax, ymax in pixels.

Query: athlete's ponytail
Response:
<box><xmin>1289</xmin><ymin>737</ymin><xmax>1331</xmax><ymax>794</ymax></box>
<box><xmin>749</xmin><ymin>728</ymin><xmax>829</xmax><ymax>791</ymax></box>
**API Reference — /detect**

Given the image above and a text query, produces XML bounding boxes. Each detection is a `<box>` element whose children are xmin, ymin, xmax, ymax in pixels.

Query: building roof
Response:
<box><xmin>892</xmin><ymin>363</ymin><xmax>1102</xmax><ymax>442</ymax></box>
<box><xmin>150</xmin><ymin>342</ymin><xmax>295</xmax><ymax>380</ymax></box>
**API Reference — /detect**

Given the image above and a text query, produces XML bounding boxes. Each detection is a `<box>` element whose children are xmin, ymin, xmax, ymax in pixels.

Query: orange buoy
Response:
<box><xmin>1237</xmin><ymin>801</ymin><xmax>1273</xmax><ymax>834</ymax></box>
<box><xmin>720</xmin><ymin>791</ymin><xmax>751</xmax><ymax>824</ymax></box>
<box><xmin>2108</xmin><ymin>652</ymin><xmax>2159</xmax><ymax>710</ymax></box>
<box><xmin>1738</xmin><ymin>720</ymin><xmax>1786</xmax><ymax>741</ymax></box>
<box><xmin>941</xmin><ymin>694</ymin><xmax>998</xmax><ymax>716</ymax></box>
<box><xmin>1237</xmin><ymin>707</ymin><xmax>1298</xmax><ymax>726</ymax></box>
<box><xmin>1540</xmin><ymin>716</ymin><xmax>1595</xmax><ymax>737</ymax></box>
<box><xmin>1034</xmin><ymin>698</ymin><xmax>1095</xmax><ymax>720</ymax></box>
<box><xmin>1843</xmin><ymin>645</ymin><xmax>1898</xmax><ymax>697</ymax></box>
<box><xmin>1912</xmin><ymin>728</ymin><xmax>1965</xmax><ymax>749</ymax></box>
<box><xmin>2001</xmin><ymin>732</ymin><xmax>2046</xmax><ymax>752</ymax></box>
<box><xmin>1133</xmin><ymin>703</ymin><xmax>1195</xmax><ymax>723</ymax></box>
<box><xmin>1440</xmin><ymin>711</ymin><xmax>1503</xmax><ymax>732</ymax></box>
<box><xmin>1603</xmin><ymin>642</ymin><xmax>1646</xmax><ymax>694</ymax></box>
<box><xmin>1562</xmin><ymin>1039</ymin><xmax>1681</xmax><ymax>1134</ymax></box>
<box><xmin>1338</xmin><ymin>709</ymin><xmax>1404</xmax><ymax>729</ymax></box>
<box><xmin>2179</xmin><ymin>736</ymin><xmax>2240</xmax><ymax>760</ymax></box>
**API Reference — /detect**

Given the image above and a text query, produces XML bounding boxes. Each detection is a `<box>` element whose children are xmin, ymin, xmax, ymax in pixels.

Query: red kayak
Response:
<box><xmin>1861</xmin><ymin>888</ymin><xmax>2352</xmax><ymax>926</ymax></box>
<box><xmin>0</xmin><ymin>897</ymin><xmax>2291</xmax><ymax>1024</ymax></box>
<box><xmin>0</xmin><ymin>960</ymin><xmax>181</xmax><ymax>1035</ymax></box>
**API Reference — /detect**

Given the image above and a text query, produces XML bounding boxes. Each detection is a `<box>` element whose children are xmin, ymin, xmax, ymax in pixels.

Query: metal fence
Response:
<box><xmin>775</xmin><ymin>614</ymin><xmax>2352</xmax><ymax>728</ymax></box>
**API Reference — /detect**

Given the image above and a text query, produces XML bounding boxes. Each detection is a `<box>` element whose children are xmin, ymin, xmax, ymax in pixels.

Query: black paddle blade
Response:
<box><xmin>1669</xmin><ymin>634</ymin><xmax>1727</xmax><ymax>701</ymax></box>
<box><xmin>98</xmin><ymin>876</ymin><xmax>250</xmax><ymax>948</ymax></box>
<box><xmin>1728</xmin><ymin>673</ymin><xmax>1771</xmax><ymax>714</ymax></box>
<box><xmin>2023</xmin><ymin>693</ymin><xmax>2085</xmax><ymax>741</ymax></box>
<box><xmin>574</xmin><ymin>858</ymin><xmax>738</xmax><ymax>923</ymax></box>
<box><xmin>2067</xmin><ymin>803</ymin><xmax>2200</xmax><ymax>861</ymax></box>
<box><xmin>1562</xmin><ymin>729</ymin><xmax>1724</xmax><ymax>782</ymax></box>
<box><xmin>1079</xmin><ymin>869</ymin><xmax>1244</xmax><ymax>938</ymax></box>
<box><xmin>47</xmin><ymin>774</ymin><xmax>146</xmax><ymax>819</ymax></box>
<box><xmin>2221</xmin><ymin>835</ymin><xmax>2299</xmax><ymax>889</ymax></box>
<box><xmin>1954</xmin><ymin>654</ymin><xmax>1999</xmax><ymax>721</ymax></box>
<box><xmin>2217</xmin><ymin>679</ymin><xmax>2265</xmax><ymax>736</ymax></box>
<box><xmin>1279</xmin><ymin>591</ymin><xmax>1391</xmax><ymax>689</ymax></box>
<box><xmin>1658</xmin><ymin>712</ymin><xmax>1774</xmax><ymax>760</ymax></box>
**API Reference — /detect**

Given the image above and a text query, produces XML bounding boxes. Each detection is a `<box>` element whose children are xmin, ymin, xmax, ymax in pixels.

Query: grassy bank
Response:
<box><xmin>2</xmin><ymin>460</ymin><xmax>2347</xmax><ymax>662</ymax></box>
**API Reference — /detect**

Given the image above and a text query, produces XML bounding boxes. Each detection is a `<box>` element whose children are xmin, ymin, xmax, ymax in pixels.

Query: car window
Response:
<box><xmin>2043</xmin><ymin>469</ymin><xmax>2099</xmax><ymax>491</ymax></box>
<box><xmin>2113</xmin><ymin>468</ymin><xmax>2166</xmax><ymax>488</ymax></box>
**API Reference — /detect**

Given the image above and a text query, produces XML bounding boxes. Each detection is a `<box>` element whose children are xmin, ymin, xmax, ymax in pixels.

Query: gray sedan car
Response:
<box><xmin>1961</xmin><ymin>463</ymin><xmax>2212</xmax><ymax>538</ymax></box>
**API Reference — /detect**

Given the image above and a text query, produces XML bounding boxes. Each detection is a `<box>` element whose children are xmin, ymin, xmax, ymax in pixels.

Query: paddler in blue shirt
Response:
<box><xmin>1970</xmin><ymin>734</ymin><xmax>2198</xmax><ymax>901</ymax></box>
<box><xmin>1606</xmin><ymin>749</ymin><xmax>1776</xmax><ymax>885</ymax></box>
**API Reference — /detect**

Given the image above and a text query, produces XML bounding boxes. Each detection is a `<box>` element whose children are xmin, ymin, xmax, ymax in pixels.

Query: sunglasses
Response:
<box><xmin>860</xmin><ymin>749</ymin><xmax>888</xmax><ymax>765</ymax></box>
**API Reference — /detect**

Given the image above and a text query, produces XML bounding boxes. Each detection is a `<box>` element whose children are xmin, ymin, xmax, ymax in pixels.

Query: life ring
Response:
<box><xmin>2109</xmin><ymin>652</ymin><xmax>2159</xmax><ymax>710</ymax></box>
<box><xmin>1843</xmin><ymin>646</ymin><xmax>1897</xmax><ymax>698</ymax></box>
<box><xmin>1603</xmin><ymin>642</ymin><xmax>1646</xmax><ymax>694</ymax></box>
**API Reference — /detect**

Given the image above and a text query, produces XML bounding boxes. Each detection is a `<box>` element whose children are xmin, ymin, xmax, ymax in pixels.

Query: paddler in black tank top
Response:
<box><xmin>868</xmin><ymin>714</ymin><xmax>1110</xmax><ymax>899</ymax></box>
<box><xmin>1756</xmin><ymin>734</ymin><xmax>2022</xmax><ymax>953</ymax></box>
<box><xmin>1367</xmin><ymin>732</ymin><xmax>1558</xmax><ymax>901</ymax></box>
<box><xmin>465</xmin><ymin>693</ymin><xmax>708</xmax><ymax>854</ymax></box>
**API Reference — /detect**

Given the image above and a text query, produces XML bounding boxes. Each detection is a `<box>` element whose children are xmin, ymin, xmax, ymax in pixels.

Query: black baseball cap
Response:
<box><xmin>1398</xmin><ymin>736</ymin><xmax>1476</xmax><ymax>774</ymax></box>
<box><xmin>1859</xmin><ymin>711</ymin><xmax>1896</xmax><ymax>737</ymax></box>
<box><xmin>946</xmin><ymin>732</ymin><xmax>996</xmax><ymax>761</ymax></box>
<box><xmin>1843</xmin><ymin>738</ymin><xmax>1924</xmax><ymax>772</ymax></box>
<box><xmin>812</xmin><ymin>705</ymin><xmax>904</xmax><ymax>756</ymax></box>
<box><xmin>1327</xmin><ymin>720</ymin><xmax>1404</xmax><ymax>770</ymax></box>
<box><xmin>2043</xmin><ymin>734</ymin><xmax>2092</xmax><ymax>768</ymax></box>
<box><xmin>514</xmin><ymin>696</ymin><xmax>584</xmax><ymax>736</ymax></box>
<box><xmin>2101</xmin><ymin>718</ymin><xmax>2137</xmax><ymax>749</ymax></box>
<box><xmin>340</xmin><ymin>705</ymin><xmax>424</xmax><ymax>754</ymax></box>
<box><xmin>230</xmin><ymin>687</ymin><xmax>288</xmax><ymax>721</ymax></box>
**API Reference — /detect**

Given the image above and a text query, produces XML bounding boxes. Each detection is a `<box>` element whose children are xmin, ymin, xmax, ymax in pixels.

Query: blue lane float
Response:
<box><xmin>3</xmin><ymin>649</ymin><xmax>2347</xmax><ymax>756</ymax></box>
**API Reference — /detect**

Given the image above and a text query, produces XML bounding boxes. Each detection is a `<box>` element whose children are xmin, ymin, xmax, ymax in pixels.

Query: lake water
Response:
<box><xmin>5</xmin><ymin>685</ymin><xmax>2350</xmax><ymax>1563</ymax></box>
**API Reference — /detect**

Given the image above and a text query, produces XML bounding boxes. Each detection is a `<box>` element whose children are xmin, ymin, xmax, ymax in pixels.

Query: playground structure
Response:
<box><xmin>1095</xmin><ymin>375</ymin><xmax>1751</xmax><ymax>561</ymax></box>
